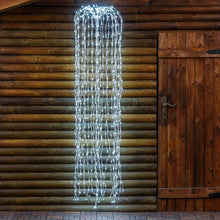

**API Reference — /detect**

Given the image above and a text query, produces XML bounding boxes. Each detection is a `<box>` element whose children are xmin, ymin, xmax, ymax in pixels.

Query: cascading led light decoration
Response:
<box><xmin>74</xmin><ymin>5</ymin><xmax>123</xmax><ymax>207</ymax></box>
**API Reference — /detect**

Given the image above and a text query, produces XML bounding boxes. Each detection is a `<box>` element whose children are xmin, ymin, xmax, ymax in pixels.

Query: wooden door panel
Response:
<box><xmin>158</xmin><ymin>32</ymin><xmax>220</xmax><ymax>211</ymax></box>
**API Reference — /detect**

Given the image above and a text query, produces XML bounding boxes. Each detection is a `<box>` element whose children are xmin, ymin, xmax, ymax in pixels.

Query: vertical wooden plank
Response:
<box><xmin>167</xmin><ymin>32</ymin><xmax>177</xmax><ymax>211</ymax></box>
<box><xmin>213</xmin><ymin>32</ymin><xmax>220</xmax><ymax>48</ymax></box>
<box><xmin>186</xmin><ymin>32</ymin><xmax>205</xmax><ymax>49</ymax></box>
<box><xmin>213</xmin><ymin>58</ymin><xmax>220</xmax><ymax>211</ymax></box>
<box><xmin>167</xmin><ymin>32</ymin><xmax>177</xmax><ymax>50</ymax></box>
<box><xmin>158</xmin><ymin>32</ymin><xmax>168</xmax><ymax>211</ymax></box>
<box><xmin>212</xmin><ymin>34</ymin><xmax>220</xmax><ymax>211</ymax></box>
<box><xmin>203</xmin><ymin>57</ymin><xmax>214</xmax><ymax>211</ymax></box>
<box><xmin>186</xmin><ymin>32</ymin><xmax>205</xmax><ymax>211</ymax></box>
<box><xmin>159</xmin><ymin>32</ymin><xmax>168</xmax><ymax>50</ymax></box>
<box><xmin>158</xmin><ymin>60</ymin><xmax>168</xmax><ymax>212</ymax></box>
<box><xmin>176</xmin><ymin>59</ymin><xmax>186</xmax><ymax>211</ymax></box>
<box><xmin>194</xmin><ymin>58</ymin><xmax>205</xmax><ymax>211</ymax></box>
<box><xmin>204</xmin><ymin>32</ymin><xmax>214</xmax><ymax>196</ymax></box>
<box><xmin>158</xmin><ymin>58</ymin><xmax>168</xmax><ymax>212</ymax></box>
<box><xmin>205</xmin><ymin>32</ymin><xmax>214</xmax><ymax>49</ymax></box>
<box><xmin>185</xmin><ymin>58</ymin><xmax>196</xmax><ymax>211</ymax></box>
<box><xmin>175</xmin><ymin>32</ymin><xmax>186</xmax><ymax>211</ymax></box>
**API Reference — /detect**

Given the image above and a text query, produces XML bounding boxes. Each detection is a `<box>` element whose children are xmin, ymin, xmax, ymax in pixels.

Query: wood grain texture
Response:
<box><xmin>158</xmin><ymin>32</ymin><xmax>168</xmax><ymax>212</ymax></box>
<box><xmin>0</xmin><ymin>0</ymin><xmax>38</xmax><ymax>12</ymax></box>
<box><xmin>158</xmin><ymin>31</ymin><xmax>220</xmax><ymax>211</ymax></box>
<box><xmin>159</xmin><ymin>187</ymin><xmax>220</xmax><ymax>198</ymax></box>
<box><xmin>10</xmin><ymin>5</ymin><xmax>220</xmax><ymax>14</ymax></box>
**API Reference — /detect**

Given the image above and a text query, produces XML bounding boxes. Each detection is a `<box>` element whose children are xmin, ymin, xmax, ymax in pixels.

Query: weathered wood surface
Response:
<box><xmin>158</xmin><ymin>32</ymin><xmax>220</xmax><ymax>211</ymax></box>
<box><xmin>0</xmin><ymin>97</ymin><xmax>156</xmax><ymax>105</ymax></box>
<box><xmin>32</xmin><ymin>0</ymin><xmax>220</xmax><ymax>6</ymax></box>
<box><xmin>10</xmin><ymin>5</ymin><xmax>220</xmax><ymax>14</ymax></box>
<box><xmin>159</xmin><ymin>187</ymin><xmax>220</xmax><ymax>198</ymax></box>
<box><xmin>0</xmin><ymin>164</ymin><xmax>157</xmax><ymax>172</ymax></box>
<box><xmin>0</xmin><ymin>55</ymin><xmax>157</xmax><ymax>64</ymax></box>
<box><xmin>0</xmin><ymin>155</ymin><xmax>157</xmax><ymax>163</ymax></box>
<box><xmin>0</xmin><ymin>172</ymin><xmax>157</xmax><ymax>180</ymax></box>
<box><xmin>0</xmin><ymin>147</ymin><xmax>157</xmax><ymax>155</ymax></box>
<box><xmin>4</xmin><ymin>13</ymin><xmax>220</xmax><ymax>22</ymax></box>
<box><xmin>4</xmin><ymin>21</ymin><xmax>220</xmax><ymax>30</ymax></box>
<box><xmin>0</xmin><ymin>64</ymin><xmax>156</xmax><ymax>72</ymax></box>
<box><xmin>159</xmin><ymin>49</ymin><xmax>220</xmax><ymax>58</ymax></box>
<box><xmin>0</xmin><ymin>122</ymin><xmax>157</xmax><ymax>131</ymax></box>
<box><xmin>0</xmin><ymin>130</ymin><xmax>157</xmax><ymax>139</ymax></box>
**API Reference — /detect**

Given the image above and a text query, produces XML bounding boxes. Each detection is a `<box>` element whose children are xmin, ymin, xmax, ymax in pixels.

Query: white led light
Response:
<box><xmin>74</xmin><ymin>5</ymin><xmax>123</xmax><ymax>207</ymax></box>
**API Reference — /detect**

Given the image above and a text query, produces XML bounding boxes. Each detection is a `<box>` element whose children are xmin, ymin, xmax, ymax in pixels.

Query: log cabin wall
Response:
<box><xmin>0</xmin><ymin>0</ymin><xmax>220</xmax><ymax>212</ymax></box>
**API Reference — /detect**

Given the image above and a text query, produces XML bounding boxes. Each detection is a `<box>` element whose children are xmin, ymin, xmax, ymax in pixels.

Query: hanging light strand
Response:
<box><xmin>74</xmin><ymin>5</ymin><xmax>123</xmax><ymax>207</ymax></box>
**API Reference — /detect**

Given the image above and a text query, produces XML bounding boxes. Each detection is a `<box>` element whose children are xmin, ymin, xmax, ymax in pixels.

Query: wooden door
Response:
<box><xmin>158</xmin><ymin>32</ymin><xmax>220</xmax><ymax>211</ymax></box>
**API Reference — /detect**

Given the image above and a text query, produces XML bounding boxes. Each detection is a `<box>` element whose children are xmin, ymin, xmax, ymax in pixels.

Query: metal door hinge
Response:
<box><xmin>208</xmin><ymin>193</ymin><xmax>220</xmax><ymax>198</ymax></box>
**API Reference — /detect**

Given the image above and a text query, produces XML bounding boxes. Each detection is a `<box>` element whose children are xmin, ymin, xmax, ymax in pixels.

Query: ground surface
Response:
<box><xmin>0</xmin><ymin>211</ymin><xmax>219</xmax><ymax>220</ymax></box>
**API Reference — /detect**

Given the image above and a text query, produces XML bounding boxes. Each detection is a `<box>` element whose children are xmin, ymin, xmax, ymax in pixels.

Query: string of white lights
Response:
<box><xmin>74</xmin><ymin>5</ymin><xmax>123</xmax><ymax>207</ymax></box>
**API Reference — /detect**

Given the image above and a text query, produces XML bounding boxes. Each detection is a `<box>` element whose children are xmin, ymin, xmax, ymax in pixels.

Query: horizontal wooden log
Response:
<box><xmin>3</xmin><ymin>22</ymin><xmax>220</xmax><ymax>30</ymax></box>
<box><xmin>0</xmin><ymin>83</ymin><xmax>153</xmax><ymax>92</ymax></box>
<box><xmin>0</xmin><ymin>138</ymin><xmax>157</xmax><ymax>147</ymax></box>
<box><xmin>0</xmin><ymin>89</ymin><xmax>157</xmax><ymax>98</ymax></box>
<box><xmin>0</xmin><ymin>122</ymin><xmax>157</xmax><ymax>131</ymax></box>
<box><xmin>0</xmin><ymin>114</ymin><xmax>156</xmax><ymax>122</ymax></box>
<box><xmin>123</xmin><ymin>13</ymin><xmax>220</xmax><ymax>22</ymax></box>
<box><xmin>0</xmin><ymin>155</ymin><xmax>157</xmax><ymax>164</ymax></box>
<box><xmin>0</xmin><ymin>38</ymin><xmax>156</xmax><ymax>47</ymax></box>
<box><xmin>0</xmin><ymin>55</ymin><xmax>157</xmax><ymax>64</ymax></box>
<box><xmin>3</xmin><ymin>13</ymin><xmax>220</xmax><ymax>22</ymax></box>
<box><xmin>30</xmin><ymin>0</ymin><xmax>220</xmax><ymax>6</ymax></box>
<box><xmin>0</xmin><ymin>47</ymin><xmax>157</xmax><ymax>56</ymax></box>
<box><xmin>11</xmin><ymin>5</ymin><xmax>220</xmax><ymax>14</ymax></box>
<box><xmin>0</xmin><ymin>188</ymin><xmax>156</xmax><ymax>196</ymax></box>
<box><xmin>0</xmin><ymin>204</ymin><xmax>157</xmax><ymax>211</ymax></box>
<box><xmin>0</xmin><ymin>72</ymin><xmax>157</xmax><ymax>81</ymax></box>
<box><xmin>0</xmin><ymin>147</ymin><xmax>157</xmax><ymax>156</ymax></box>
<box><xmin>0</xmin><ymin>30</ymin><xmax>157</xmax><ymax>39</ymax></box>
<box><xmin>33</xmin><ymin>0</ymin><xmax>151</xmax><ymax>6</ymax></box>
<box><xmin>0</xmin><ymin>64</ymin><xmax>157</xmax><ymax>72</ymax></box>
<box><xmin>0</xmin><ymin>180</ymin><xmax>157</xmax><ymax>188</ymax></box>
<box><xmin>0</xmin><ymin>196</ymin><xmax>156</xmax><ymax>205</ymax></box>
<box><xmin>158</xmin><ymin>187</ymin><xmax>220</xmax><ymax>199</ymax></box>
<box><xmin>0</xmin><ymin>163</ymin><xmax>157</xmax><ymax>172</ymax></box>
<box><xmin>124</xmin><ymin>22</ymin><xmax>220</xmax><ymax>30</ymax></box>
<box><xmin>0</xmin><ymin>80</ymin><xmax>156</xmax><ymax>89</ymax></box>
<box><xmin>159</xmin><ymin>48</ymin><xmax>220</xmax><ymax>58</ymax></box>
<box><xmin>0</xmin><ymin>106</ymin><xmax>157</xmax><ymax>114</ymax></box>
<box><xmin>0</xmin><ymin>171</ymin><xmax>156</xmax><ymax>180</ymax></box>
<box><xmin>0</xmin><ymin>130</ymin><xmax>157</xmax><ymax>139</ymax></box>
<box><xmin>0</xmin><ymin>97</ymin><xmax>156</xmax><ymax>106</ymax></box>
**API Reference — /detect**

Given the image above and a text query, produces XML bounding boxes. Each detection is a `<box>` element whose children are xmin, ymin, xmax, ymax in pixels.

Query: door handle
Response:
<box><xmin>162</xmin><ymin>96</ymin><xmax>176</xmax><ymax>120</ymax></box>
